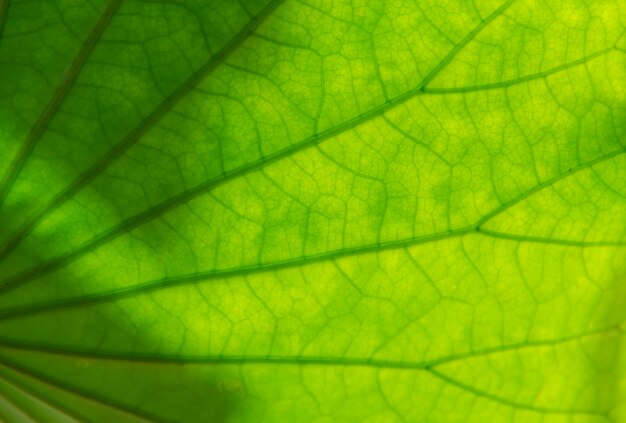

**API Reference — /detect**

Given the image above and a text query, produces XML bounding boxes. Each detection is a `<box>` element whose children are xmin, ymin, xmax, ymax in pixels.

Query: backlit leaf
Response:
<box><xmin>0</xmin><ymin>0</ymin><xmax>625</xmax><ymax>421</ymax></box>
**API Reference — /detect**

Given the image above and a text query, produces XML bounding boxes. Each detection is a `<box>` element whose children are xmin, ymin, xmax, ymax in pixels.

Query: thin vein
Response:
<box><xmin>1</xmin><ymin>138</ymin><xmax>625</xmax><ymax>301</ymax></box>
<box><xmin>479</xmin><ymin>228</ymin><xmax>626</xmax><ymax>247</ymax></box>
<box><xmin>0</xmin><ymin>227</ymin><xmax>475</xmax><ymax>298</ymax></box>
<box><xmin>418</xmin><ymin>0</ymin><xmax>517</xmax><ymax>89</ymax></box>
<box><xmin>0</xmin><ymin>0</ymin><xmax>287</xmax><ymax>261</ymax></box>
<box><xmin>0</xmin><ymin>171</ymin><xmax>626</xmax><ymax>321</ymax></box>
<box><xmin>0</xmin><ymin>324</ymin><xmax>617</xmax><ymax>366</ymax></box>
<box><xmin>423</xmin><ymin>47</ymin><xmax>617</xmax><ymax>95</ymax></box>
<box><xmin>475</xmin><ymin>147</ymin><xmax>626</xmax><ymax>228</ymax></box>
<box><xmin>427</xmin><ymin>368</ymin><xmax>606</xmax><ymax>416</ymax></box>
<box><xmin>0</xmin><ymin>355</ymin><xmax>163</xmax><ymax>423</ymax></box>
<box><xmin>0</xmin><ymin>0</ymin><xmax>517</xmax><ymax>289</ymax></box>
<box><xmin>0</xmin><ymin>357</ymin><xmax>604</xmax><ymax>416</ymax></box>
<box><xmin>0</xmin><ymin>0</ymin><xmax>123</xmax><ymax>210</ymax></box>
<box><xmin>2</xmin><ymin>141</ymin><xmax>625</xmax><ymax>297</ymax></box>
<box><xmin>0</xmin><ymin>323</ymin><xmax>619</xmax><ymax>417</ymax></box>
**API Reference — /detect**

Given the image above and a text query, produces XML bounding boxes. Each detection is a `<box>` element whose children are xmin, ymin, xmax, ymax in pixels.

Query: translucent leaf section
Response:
<box><xmin>0</xmin><ymin>0</ymin><xmax>625</xmax><ymax>422</ymax></box>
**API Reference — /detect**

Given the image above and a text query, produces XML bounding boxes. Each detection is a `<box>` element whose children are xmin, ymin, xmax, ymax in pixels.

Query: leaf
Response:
<box><xmin>0</xmin><ymin>0</ymin><xmax>625</xmax><ymax>421</ymax></box>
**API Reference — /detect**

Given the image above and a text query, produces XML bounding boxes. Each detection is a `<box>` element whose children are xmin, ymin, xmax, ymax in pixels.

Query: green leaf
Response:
<box><xmin>0</xmin><ymin>0</ymin><xmax>625</xmax><ymax>421</ymax></box>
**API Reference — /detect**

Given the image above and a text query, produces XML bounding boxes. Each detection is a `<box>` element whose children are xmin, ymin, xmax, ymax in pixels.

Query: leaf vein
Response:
<box><xmin>0</xmin><ymin>355</ymin><xmax>165</xmax><ymax>423</ymax></box>
<box><xmin>0</xmin><ymin>0</ymin><xmax>519</xmax><ymax>284</ymax></box>
<box><xmin>427</xmin><ymin>368</ymin><xmax>606</xmax><ymax>416</ymax></box>
<box><xmin>0</xmin><ymin>324</ymin><xmax>617</xmax><ymax>373</ymax></box>
<box><xmin>0</xmin><ymin>0</ymin><xmax>287</xmax><ymax>262</ymax></box>
<box><xmin>0</xmin><ymin>0</ymin><xmax>123</xmax><ymax>209</ymax></box>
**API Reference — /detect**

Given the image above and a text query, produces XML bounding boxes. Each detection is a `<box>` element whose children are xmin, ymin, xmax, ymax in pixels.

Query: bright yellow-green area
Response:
<box><xmin>0</xmin><ymin>0</ymin><xmax>625</xmax><ymax>421</ymax></box>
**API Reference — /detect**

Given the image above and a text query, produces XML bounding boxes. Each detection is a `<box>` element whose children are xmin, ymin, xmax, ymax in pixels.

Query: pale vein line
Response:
<box><xmin>0</xmin><ymin>356</ymin><xmax>162</xmax><ymax>423</ymax></box>
<box><xmin>0</xmin><ymin>0</ymin><xmax>518</xmax><ymax>292</ymax></box>
<box><xmin>0</xmin><ymin>0</ymin><xmax>287</xmax><ymax>262</ymax></box>
<box><xmin>0</xmin><ymin>393</ymin><xmax>38</xmax><ymax>423</ymax></box>
<box><xmin>0</xmin><ymin>0</ymin><xmax>123</xmax><ymax>210</ymax></box>
<box><xmin>0</xmin><ymin>365</ymin><xmax>84</xmax><ymax>423</ymax></box>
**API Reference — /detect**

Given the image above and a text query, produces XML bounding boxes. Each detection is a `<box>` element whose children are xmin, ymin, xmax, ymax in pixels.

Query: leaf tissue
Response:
<box><xmin>0</xmin><ymin>0</ymin><xmax>625</xmax><ymax>421</ymax></box>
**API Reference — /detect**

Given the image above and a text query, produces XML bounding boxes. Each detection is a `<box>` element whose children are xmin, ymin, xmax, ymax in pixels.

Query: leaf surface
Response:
<box><xmin>0</xmin><ymin>0</ymin><xmax>625</xmax><ymax>421</ymax></box>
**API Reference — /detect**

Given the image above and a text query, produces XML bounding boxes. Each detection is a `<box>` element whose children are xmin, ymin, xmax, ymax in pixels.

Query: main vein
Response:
<box><xmin>0</xmin><ymin>228</ymin><xmax>474</xmax><ymax>318</ymax></box>
<box><xmin>0</xmin><ymin>0</ymin><xmax>517</xmax><ymax>291</ymax></box>
<box><xmin>1</xmin><ymin>199</ymin><xmax>625</xmax><ymax>320</ymax></box>
<box><xmin>0</xmin><ymin>317</ymin><xmax>618</xmax><ymax>364</ymax></box>
<box><xmin>0</xmin><ymin>0</ymin><xmax>123</xmax><ymax>210</ymax></box>
<box><xmin>0</xmin><ymin>327</ymin><xmax>618</xmax><ymax>415</ymax></box>
<box><xmin>0</xmin><ymin>135</ymin><xmax>623</xmax><ymax>299</ymax></box>
<box><xmin>0</xmin><ymin>0</ymin><xmax>287</xmax><ymax>261</ymax></box>
<box><xmin>427</xmin><ymin>368</ymin><xmax>605</xmax><ymax>416</ymax></box>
